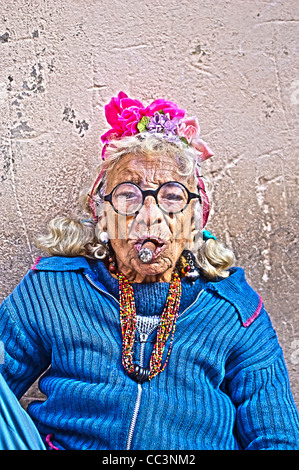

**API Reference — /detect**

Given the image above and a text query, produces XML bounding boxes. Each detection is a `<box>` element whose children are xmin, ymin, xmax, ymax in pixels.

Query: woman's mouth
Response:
<box><xmin>134</xmin><ymin>237</ymin><xmax>167</xmax><ymax>261</ymax></box>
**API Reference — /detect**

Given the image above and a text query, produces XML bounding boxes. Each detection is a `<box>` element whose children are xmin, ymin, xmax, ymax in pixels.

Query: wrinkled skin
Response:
<box><xmin>98</xmin><ymin>153</ymin><xmax>199</xmax><ymax>283</ymax></box>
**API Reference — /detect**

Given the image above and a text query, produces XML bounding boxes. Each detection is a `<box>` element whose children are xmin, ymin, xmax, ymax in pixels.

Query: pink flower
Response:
<box><xmin>119</xmin><ymin>107</ymin><xmax>143</xmax><ymax>136</ymax></box>
<box><xmin>101</xmin><ymin>91</ymin><xmax>145</xmax><ymax>144</ymax></box>
<box><xmin>104</xmin><ymin>91</ymin><xmax>144</xmax><ymax>128</ymax></box>
<box><xmin>178</xmin><ymin>117</ymin><xmax>213</xmax><ymax>161</ymax></box>
<box><xmin>192</xmin><ymin>139</ymin><xmax>214</xmax><ymax>161</ymax></box>
<box><xmin>178</xmin><ymin>117</ymin><xmax>200</xmax><ymax>144</ymax></box>
<box><xmin>143</xmin><ymin>99</ymin><xmax>185</xmax><ymax>120</ymax></box>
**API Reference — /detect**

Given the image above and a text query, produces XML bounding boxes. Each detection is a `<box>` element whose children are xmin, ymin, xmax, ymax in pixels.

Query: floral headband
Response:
<box><xmin>100</xmin><ymin>91</ymin><xmax>213</xmax><ymax>161</ymax></box>
<box><xmin>90</xmin><ymin>91</ymin><xmax>213</xmax><ymax>228</ymax></box>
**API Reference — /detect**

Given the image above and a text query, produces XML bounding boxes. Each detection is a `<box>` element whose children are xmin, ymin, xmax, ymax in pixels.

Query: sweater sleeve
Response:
<box><xmin>226</xmin><ymin>307</ymin><xmax>299</xmax><ymax>450</ymax></box>
<box><xmin>0</xmin><ymin>298</ymin><xmax>51</xmax><ymax>400</ymax></box>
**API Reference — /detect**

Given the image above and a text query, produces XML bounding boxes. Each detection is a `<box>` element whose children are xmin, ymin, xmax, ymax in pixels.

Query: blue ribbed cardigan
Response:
<box><xmin>0</xmin><ymin>255</ymin><xmax>298</xmax><ymax>450</ymax></box>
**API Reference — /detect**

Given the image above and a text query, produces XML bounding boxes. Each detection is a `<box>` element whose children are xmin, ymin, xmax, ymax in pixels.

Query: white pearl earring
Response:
<box><xmin>99</xmin><ymin>231</ymin><xmax>109</xmax><ymax>244</ymax></box>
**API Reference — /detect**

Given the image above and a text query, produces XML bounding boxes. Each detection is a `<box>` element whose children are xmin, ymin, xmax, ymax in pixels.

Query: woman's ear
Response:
<box><xmin>95</xmin><ymin>212</ymin><xmax>108</xmax><ymax>240</ymax></box>
<box><xmin>184</xmin><ymin>210</ymin><xmax>199</xmax><ymax>251</ymax></box>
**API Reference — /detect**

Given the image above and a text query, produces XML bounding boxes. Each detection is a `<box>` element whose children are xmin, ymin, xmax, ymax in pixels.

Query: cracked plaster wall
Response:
<box><xmin>0</xmin><ymin>0</ymin><xmax>298</xmax><ymax>410</ymax></box>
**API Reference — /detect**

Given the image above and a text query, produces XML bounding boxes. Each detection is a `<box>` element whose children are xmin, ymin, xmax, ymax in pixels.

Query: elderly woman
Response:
<box><xmin>0</xmin><ymin>92</ymin><xmax>299</xmax><ymax>451</ymax></box>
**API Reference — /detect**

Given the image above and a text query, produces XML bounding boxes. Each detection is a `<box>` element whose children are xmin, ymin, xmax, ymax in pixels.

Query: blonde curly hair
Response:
<box><xmin>36</xmin><ymin>133</ymin><xmax>235</xmax><ymax>279</ymax></box>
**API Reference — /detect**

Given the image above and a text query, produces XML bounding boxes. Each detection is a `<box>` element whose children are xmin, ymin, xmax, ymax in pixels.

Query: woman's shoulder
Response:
<box><xmin>1</xmin><ymin>256</ymin><xmax>93</xmax><ymax>313</ymax></box>
<box><xmin>205</xmin><ymin>266</ymin><xmax>263</xmax><ymax>328</ymax></box>
<box><xmin>30</xmin><ymin>255</ymin><xmax>91</xmax><ymax>273</ymax></box>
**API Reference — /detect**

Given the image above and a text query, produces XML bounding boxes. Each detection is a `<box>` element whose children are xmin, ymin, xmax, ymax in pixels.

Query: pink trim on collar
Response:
<box><xmin>31</xmin><ymin>256</ymin><xmax>42</xmax><ymax>271</ymax></box>
<box><xmin>243</xmin><ymin>294</ymin><xmax>263</xmax><ymax>328</ymax></box>
<box><xmin>46</xmin><ymin>434</ymin><xmax>59</xmax><ymax>450</ymax></box>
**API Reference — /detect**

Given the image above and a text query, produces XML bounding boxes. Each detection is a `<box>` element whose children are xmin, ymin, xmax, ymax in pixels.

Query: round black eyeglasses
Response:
<box><xmin>103</xmin><ymin>181</ymin><xmax>202</xmax><ymax>216</ymax></box>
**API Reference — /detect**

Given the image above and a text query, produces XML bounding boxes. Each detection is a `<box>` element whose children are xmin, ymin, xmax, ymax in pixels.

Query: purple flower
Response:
<box><xmin>146</xmin><ymin>112</ymin><xmax>180</xmax><ymax>139</ymax></box>
<box><xmin>164</xmin><ymin>117</ymin><xmax>180</xmax><ymax>134</ymax></box>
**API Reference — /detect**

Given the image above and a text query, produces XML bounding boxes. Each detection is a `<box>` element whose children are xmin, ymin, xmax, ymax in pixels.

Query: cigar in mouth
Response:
<box><xmin>138</xmin><ymin>240</ymin><xmax>156</xmax><ymax>263</ymax></box>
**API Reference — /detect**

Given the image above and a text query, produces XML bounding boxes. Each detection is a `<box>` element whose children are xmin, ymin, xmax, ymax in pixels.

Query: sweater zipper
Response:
<box><xmin>125</xmin><ymin>323</ymin><xmax>159</xmax><ymax>450</ymax></box>
<box><xmin>125</xmin><ymin>332</ymin><xmax>146</xmax><ymax>451</ymax></box>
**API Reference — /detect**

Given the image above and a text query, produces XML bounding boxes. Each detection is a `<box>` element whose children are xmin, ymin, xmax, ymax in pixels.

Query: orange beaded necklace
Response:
<box><xmin>116</xmin><ymin>270</ymin><xmax>182</xmax><ymax>383</ymax></box>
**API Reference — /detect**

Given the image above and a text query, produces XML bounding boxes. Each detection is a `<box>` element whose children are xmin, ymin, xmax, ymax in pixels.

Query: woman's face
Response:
<box><xmin>101</xmin><ymin>153</ymin><xmax>199</xmax><ymax>283</ymax></box>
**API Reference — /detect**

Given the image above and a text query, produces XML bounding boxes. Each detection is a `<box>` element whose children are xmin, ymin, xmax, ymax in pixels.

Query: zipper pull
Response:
<box><xmin>139</xmin><ymin>333</ymin><xmax>148</xmax><ymax>343</ymax></box>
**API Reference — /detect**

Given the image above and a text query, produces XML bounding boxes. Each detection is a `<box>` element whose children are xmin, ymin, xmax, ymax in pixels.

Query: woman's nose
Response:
<box><xmin>135</xmin><ymin>195</ymin><xmax>163</xmax><ymax>227</ymax></box>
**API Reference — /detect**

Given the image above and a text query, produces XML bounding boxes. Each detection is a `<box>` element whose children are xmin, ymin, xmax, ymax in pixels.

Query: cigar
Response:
<box><xmin>138</xmin><ymin>241</ymin><xmax>156</xmax><ymax>263</ymax></box>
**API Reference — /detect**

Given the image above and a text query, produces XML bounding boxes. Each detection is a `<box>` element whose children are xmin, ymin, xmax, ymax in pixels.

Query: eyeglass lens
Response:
<box><xmin>112</xmin><ymin>182</ymin><xmax>189</xmax><ymax>215</ymax></box>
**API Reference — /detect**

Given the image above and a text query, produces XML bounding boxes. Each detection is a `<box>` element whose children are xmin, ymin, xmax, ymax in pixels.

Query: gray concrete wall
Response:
<box><xmin>0</xmin><ymin>0</ymin><xmax>298</xmax><ymax>409</ymax></box>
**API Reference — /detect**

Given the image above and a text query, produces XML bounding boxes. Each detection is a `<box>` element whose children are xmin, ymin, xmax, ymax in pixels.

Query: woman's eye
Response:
<box><xmin>164</xmin><ymin>193</ymin><xmax>184</xmax><ymax>201</ymax></box>
<box><xmin>117</xmin><ymin>192</ymin><xmax>138</xmax><ymax>200</ymax></box>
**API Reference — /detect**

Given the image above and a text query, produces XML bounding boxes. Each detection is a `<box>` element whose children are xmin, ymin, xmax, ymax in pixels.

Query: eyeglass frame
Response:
<box><xmin>102</xmin><ymin>180</ymin><xmax>202</xmax><ymax>216</ymax></box>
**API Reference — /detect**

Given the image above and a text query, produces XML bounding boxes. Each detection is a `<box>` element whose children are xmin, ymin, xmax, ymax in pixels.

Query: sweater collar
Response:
<box><xmin>31</xmin><ymin>256</ymin><xmax>262</xmax><ymax>327</ymax></box>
